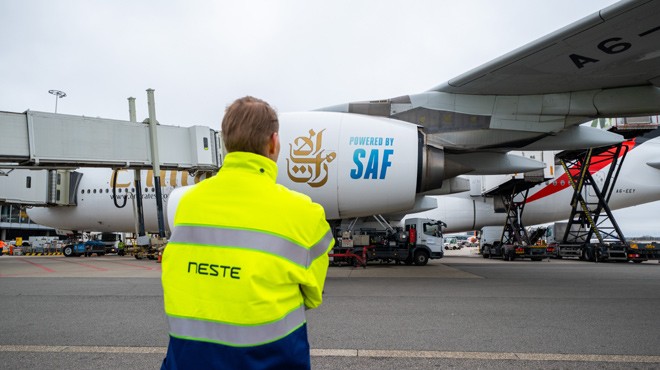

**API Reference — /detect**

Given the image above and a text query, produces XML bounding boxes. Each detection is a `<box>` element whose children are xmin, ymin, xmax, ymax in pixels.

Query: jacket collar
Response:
<box><xmin>222</xmin><ymin>152</ymin><xmax>278</xmax><ymax>182</ymax></box>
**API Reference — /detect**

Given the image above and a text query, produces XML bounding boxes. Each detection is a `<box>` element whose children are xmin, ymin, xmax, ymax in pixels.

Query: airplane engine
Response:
<box><xmin>167</xmin><ymin>111</ymin><xmax>445</xmax><ymax>229</ymax></box>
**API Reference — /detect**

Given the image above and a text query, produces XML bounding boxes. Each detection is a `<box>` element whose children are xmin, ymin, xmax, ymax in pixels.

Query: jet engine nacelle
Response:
<box><xmin>167</xmin><ymin>111</ymin><xmax>444</xmax><ymax>229</ymax></box>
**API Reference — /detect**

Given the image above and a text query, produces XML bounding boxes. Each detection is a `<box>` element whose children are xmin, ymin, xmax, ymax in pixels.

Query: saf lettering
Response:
<box><xmin>350</xmin><ymin>149</ymin><xmax>393</xmax><ymax>179</ymax></box>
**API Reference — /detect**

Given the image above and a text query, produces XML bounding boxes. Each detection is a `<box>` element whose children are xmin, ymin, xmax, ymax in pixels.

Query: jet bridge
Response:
<box><xmin>0</xmin><ymin>110</ymin><xmax>222</xmax><ymax>206</ymax></box>
<box><xmin>0</xmin><ymin>169</ymin><xmax>81</xmax><ymax>206</ymax></box>
<box><xmin>0</xmin><ymin>110</ymin><xmax>221</xmax><ymax>170</ymax></box>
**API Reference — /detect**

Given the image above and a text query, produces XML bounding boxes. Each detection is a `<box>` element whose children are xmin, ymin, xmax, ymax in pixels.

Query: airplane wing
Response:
<box><xmin>433</xmin><ymin>0</ymin><xmax>660</xmax><ymax>95</ymax></box>
<box><xmin>321</xmin><ymin>0</ymin><xmax>660</xmax><ymax>161</ymax></box>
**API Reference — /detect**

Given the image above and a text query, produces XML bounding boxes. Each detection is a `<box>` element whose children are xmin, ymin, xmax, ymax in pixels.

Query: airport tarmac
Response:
<box><xmin>0</xmin><ymin>250</ymin><xmax>659</xmax><ymax>369</ymax></box>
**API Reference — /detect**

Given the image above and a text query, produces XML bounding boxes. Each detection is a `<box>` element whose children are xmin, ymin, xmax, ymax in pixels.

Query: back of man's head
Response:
<box><xmin>221</xmin><ymin>96</ymin><xmax>279</xmax><ymax>157</ymax></box>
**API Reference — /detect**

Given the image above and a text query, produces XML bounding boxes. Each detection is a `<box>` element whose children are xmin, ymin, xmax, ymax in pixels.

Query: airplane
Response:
<box><xmin>21</xmin><ymin>0</ymin><xmax>660</xmax><ymax>234</ymax></box>
<box><xmin>24</xmin><ymin>123</ymin><xmax>660</xmax><ymax>235</ymax></box>
<box><xmin>403</xmin><ymin>127</ymin><xmax>660</xmax><ymax>233</ymax></box>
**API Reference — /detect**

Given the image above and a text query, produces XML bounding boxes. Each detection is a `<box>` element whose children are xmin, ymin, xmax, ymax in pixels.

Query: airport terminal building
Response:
<box><xmin>0</xmin><ymin>204</ymin><xmax>56</xmax><ymax>241</ymax></box>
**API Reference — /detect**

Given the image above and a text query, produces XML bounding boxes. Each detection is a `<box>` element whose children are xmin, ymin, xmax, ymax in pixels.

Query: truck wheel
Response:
<box><xmin>502</xmin><ymin>250</ymin><xmax>509</xmax><ymax>261</ymax></box>
<box><xmin>579</xmin><ymin>249</ymin><xmax>587</xmax><ymax>261</ymax></box>
<box><xmin>63</xmin><ymin>245</ymin><xmax>75</xmax><ymax>257</ymax></box>
<box><xmin>413</xmin><ymin>250</ymin><xmax>429</xmax><ymax>266</ymax></box>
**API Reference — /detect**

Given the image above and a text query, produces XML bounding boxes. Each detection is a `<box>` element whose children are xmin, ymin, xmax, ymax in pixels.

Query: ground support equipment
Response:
<box><xmin>556</xmin><ymin>144</ymin><xmax>629</xmax><ymax>262</ymax></box>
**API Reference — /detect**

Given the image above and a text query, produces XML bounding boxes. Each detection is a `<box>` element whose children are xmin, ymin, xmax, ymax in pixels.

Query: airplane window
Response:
<box><xmin>144</xmin><ymin>187</ymin><xmax>149</xmax><ymax>193</ymax></box>
<box><xmin>105</xmin><ymin>189</ymin><xmax>109</xmax><ymax>193</ymax></box>
<box><xmin>131</xmin><ymin>188</ymin><xmax>135</xmax><ymax>192</ymax></box>
<box><xmin>81</xmin><ymin>190</ymin><xmax>84</xmax><ymax>194</ymax></box>
<box><xmin>151</xmin><ymin>187</ymin><xmax>155</xmax><ymax>192</ymax></box>
<box><xmin>93</xmin><ymin>189</ymin><xmax>97</xmax><ymax>194</ymax></box>
<box><xmin>87</xmin><ymin>189</ymin><xmax>90</xmax><ymax>194</ymax></box>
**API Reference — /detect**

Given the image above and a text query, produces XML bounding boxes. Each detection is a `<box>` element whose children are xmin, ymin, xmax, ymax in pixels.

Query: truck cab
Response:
<box><xmin>409</xmin><ymin>218</ymin><xmax>445</xmax><ymax>263</ymax></box>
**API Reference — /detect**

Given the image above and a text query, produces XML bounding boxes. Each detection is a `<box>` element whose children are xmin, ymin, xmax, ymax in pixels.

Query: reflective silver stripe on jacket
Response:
<box><xmin>170</xmin><ymin>225</ymin><xmax>332</xmax><ymax>267</ymax></box>
<box><xmin>168</xmin><ymin>305</ymin><xmax>306</xmax><ymax>346</ymax></box>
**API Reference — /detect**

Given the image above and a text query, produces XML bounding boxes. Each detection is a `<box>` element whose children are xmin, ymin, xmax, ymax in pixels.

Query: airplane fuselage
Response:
<box><xmin>27</xmin><ymin>132</ymin><xmax>660</xmax><ymax>235</ymax></box>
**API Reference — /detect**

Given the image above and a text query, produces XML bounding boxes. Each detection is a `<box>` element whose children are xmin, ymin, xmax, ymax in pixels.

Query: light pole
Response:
<box><xmin>48</xmin><ymin>89</ymin><xmax>66</xmax><ymax>113</ymax></box>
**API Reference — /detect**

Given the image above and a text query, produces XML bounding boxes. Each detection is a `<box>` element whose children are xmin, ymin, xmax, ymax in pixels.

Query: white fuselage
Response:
<box><xmin>27</xmin><ymin>132</ymin><xmax>660</xmax><ymax>235</ymax></box>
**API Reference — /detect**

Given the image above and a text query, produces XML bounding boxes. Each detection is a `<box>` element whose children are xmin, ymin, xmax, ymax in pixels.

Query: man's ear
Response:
<box><xmin>267</xmin><ymin>132</ymin><xmax>280</xmax><ymax>161</ymax></box>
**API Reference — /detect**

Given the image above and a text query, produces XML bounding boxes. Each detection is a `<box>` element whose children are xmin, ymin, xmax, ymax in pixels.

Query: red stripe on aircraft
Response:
<box><xmin>526</xmin><ymin>139</ymin><xmax>635</xmax><ymax>204</ymax></box>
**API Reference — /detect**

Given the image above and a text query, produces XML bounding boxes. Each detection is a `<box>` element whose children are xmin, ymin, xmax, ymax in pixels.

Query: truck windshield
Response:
<box><xmin>423</xmin><ymin>223</ymin><xmax>442</xmax><ymax>237</ymax></box>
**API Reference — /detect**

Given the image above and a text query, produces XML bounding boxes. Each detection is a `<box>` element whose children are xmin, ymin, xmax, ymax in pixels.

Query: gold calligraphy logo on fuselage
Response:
<box><xmin>287</xmin><ymin>129</ymin><xmax>336</xmax><ymax>188</ymax></box>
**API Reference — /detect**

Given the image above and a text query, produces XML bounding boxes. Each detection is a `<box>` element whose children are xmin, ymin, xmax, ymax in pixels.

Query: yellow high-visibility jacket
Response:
<box><xmin>161</xmin><ymin>151</ymin><xmax>334</xmax><ymax>369</ymax></box>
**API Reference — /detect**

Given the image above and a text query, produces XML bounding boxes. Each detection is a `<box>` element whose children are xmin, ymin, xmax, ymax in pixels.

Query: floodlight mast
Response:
<box><xmin>48</xmin><ymin>89</ymin><xmax>66</xmax><ymax>113</ymax></box>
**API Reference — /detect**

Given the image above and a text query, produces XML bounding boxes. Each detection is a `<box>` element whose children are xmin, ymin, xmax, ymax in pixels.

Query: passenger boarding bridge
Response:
<box><xmin>1</xmin><ymin>108</ymin><xmax>222</xmax><ymax>206</ymax></box>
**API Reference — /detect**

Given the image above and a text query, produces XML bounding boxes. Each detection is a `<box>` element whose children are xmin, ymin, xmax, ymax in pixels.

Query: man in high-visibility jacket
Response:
<box><xmin>161</xmin><ymin>96</ymin><xmax>334</xmax><ymax>369</ymax></box>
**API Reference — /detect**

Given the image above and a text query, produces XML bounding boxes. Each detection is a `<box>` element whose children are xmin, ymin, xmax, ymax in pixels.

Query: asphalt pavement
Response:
<box><xmin>0</xmin><ymin>248</ymin><xmax>659</xmax><ymax>369</ymax></box>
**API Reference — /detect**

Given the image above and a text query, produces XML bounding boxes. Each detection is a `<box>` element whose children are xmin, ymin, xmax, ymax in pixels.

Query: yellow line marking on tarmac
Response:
<box><xmin>1</xmin><ymin>345</ymin><xmax>659</xmax><ymax>363</ymax></box>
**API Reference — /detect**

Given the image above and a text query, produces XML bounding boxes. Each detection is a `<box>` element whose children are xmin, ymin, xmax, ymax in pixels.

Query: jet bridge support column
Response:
<box><xmin>556</xmin><ymin>143</ymin><xmax>629</xmax><ymax>262</ymax></box>
<box><xmin>128</xmin><ymin>97</ymin><xmax>146</xmax><ymax>241</ymax></box>
<box><xmin>147</xmin><ymin>89</ymin><xmax>166</xmax><ymax>239</ymax></box>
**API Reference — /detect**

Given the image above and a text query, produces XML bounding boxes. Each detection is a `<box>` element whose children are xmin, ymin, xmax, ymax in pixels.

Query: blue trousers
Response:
<box><xmin>161</xmin><ymin>323</ymin><xmax>311</xmax><ymax>370</ymax></box>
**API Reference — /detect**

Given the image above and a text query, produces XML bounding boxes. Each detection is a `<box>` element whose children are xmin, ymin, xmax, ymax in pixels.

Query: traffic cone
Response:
<box><xmin>157</xmin><ymin>251</ymin><xmax>162</xmax><ymax>263</ymax></box>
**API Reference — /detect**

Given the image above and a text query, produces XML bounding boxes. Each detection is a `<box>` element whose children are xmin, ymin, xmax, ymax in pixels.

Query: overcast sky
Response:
<box><xmin>1</xmin><ymin>0</ymin><xmax>657</xmax><ymax>236</ymax></box>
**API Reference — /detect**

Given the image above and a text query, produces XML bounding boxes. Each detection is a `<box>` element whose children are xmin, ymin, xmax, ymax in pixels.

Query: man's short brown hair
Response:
<box><xmin>221</xmin><ymin>96</ymin><xmax>279</xmax><ymax>156</ymax></box>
